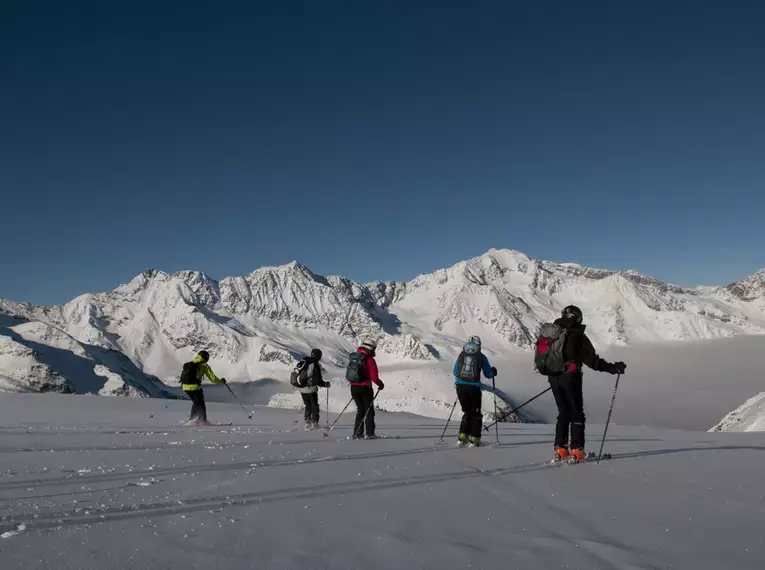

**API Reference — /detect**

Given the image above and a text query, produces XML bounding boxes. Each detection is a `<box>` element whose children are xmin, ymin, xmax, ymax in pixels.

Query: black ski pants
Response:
<box><xmin>456</xmin><ymin>384</ymin><xmax>483</xmax><ymax>438</ymax></box>
<box><xmin>187</xmin><ymin>389</ymin><xmax>207</xmax><ymax>422</ymax></box>
<box><xmin>301</xmin><ymin>392</ymin><xmax>320</xmax><ymax>423</ymax></box>
<box><xmin>351</xmin><ymin>385</ymin><xmax>375</xmax><ymax>437</ymax></box>
<box><xmin>549</xmin><ymin>373</ymin><xmax>585</xmax><ymax>450</ymax></box>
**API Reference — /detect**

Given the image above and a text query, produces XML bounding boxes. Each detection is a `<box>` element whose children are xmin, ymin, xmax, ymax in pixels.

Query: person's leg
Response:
<box><xmin>301</xmin><ymin>393</ymin><xmax>312</xmax><ymax>423</ymax></box>
<box><xmin>351</xmin><ymin>386</ymin><xmax>366</xmax><ymax>438</ymax></box>
<box><xmin>468</xmin><ymin>387</ymin><xmax>483</xmax><ymax>440</ymax></box>
<box><xmin>565</xmin><ymin>374</ymin><xmax>586</xmax><ymax>450</ymax></box>
<box><xmin>456</xmin><ymin>385</ymin><xmax>473</xmax><ymax>437</ymax></box>
<box><xmin>549</xmin><ymin>376</ymin><xmax>572</xmax><ymax>449</ymax></box>
<box><xmin>187</xmin><ymin>390</ymin><xmax>201</xmax><ymax>421</ymax></box>
<box><xmin>196</xmin><ymin>389</ymin><xmax>208</xmax><ymax>423</ymax></box>
<box><xmin>310</xmin><ymin>392</ymin><xmax>320</xmax><ymax>425</ymax></box>
<box><xmin>363</xmin><ymin>387</ymin><xmax>376</xmax><ymax>436</ymax></box>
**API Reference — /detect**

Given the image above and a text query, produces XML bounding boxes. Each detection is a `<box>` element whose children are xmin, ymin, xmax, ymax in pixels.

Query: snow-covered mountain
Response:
<box><xmin>1</xmin><ymin>249</ymin><xmax>764</xmax><ymax>416</ymax></box>
<box><xmin>0</xmin><ymin>312</ymin><xmax>173</xmax><ymax>398</ymax></box>
<box><xmin>710</xmin><ymin>392</ymin><xmax>765</xmax><ymax>432</ymax></box>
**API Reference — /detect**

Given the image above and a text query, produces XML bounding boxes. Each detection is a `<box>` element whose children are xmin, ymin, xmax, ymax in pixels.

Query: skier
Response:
<box><xmin>347</xmin><ymin>338</ymin><xmax>384</xmax><ymax>439</ymax></box>
<box><xmin>453</xmin><ymin>335</ymin><xmax>497</xmax><ymax>447</ymax></box>
<box><xmin>294</xmin><ymin>349</ymin><xmax>331</xmax><ymax>430</ymax></box>
<box><xmin>545</xmin><ymin>305</ymin><xmax>626</xmax><ymax>463</ymax></box>
<box><xmin>181</xmin><ymin>350</ymin><xmax>226</xmax><ymax>426</ymax></box>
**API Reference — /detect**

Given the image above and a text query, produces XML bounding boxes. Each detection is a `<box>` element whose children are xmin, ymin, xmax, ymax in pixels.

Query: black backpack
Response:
<box><xmin>456</xmin><ymin>342</ymin><xmax>482</xmax><ymax>382</ymax></box>
<box><xmin>534</xmin><ymin>323</ymin><xmax>568</xmax><ymax>375</ymax></box>
<box><xmin>290</xmin><ymin>359</ymin><xmax>311</xmax><ymax>388</ymax></box>
<box><xmin>179</xmin><ymin>361</ymin><xmax>200</xmax><ymax>385</ymax></box>
<box><xmin>345</xmin><ymin>352</ymin><xmax>367</xmax><ymax>383</ymax></box>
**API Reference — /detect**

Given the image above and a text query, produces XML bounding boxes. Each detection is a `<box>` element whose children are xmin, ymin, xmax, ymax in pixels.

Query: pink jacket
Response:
<box><xmin>350</xmin><ymin>347</ymin><xmax>383</xmax><ymax>388</ymax></box>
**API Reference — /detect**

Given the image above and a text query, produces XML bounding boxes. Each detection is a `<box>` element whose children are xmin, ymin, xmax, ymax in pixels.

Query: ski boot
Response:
<box><xmin>312</xmin><ymin>422</ymin><xmax>320</xmax><ymax>430</ymax></box>
<box><xmin>468</xmin><ymin>436</ymin><xmax>482</xmax><ymax>448</ymax></box>
<box><xmin>553</xmin><ymin>446</ymin><xmax>570</xmax><ymax>463</ymax></box>
<box><xmin>197</xmin><ymin>420</ymin><xmax>212</xmax><ymax>427</ymax></box>
<box><xmin>569</xmin><ymin>448</ymin><xmax>587</xmax><ymax>464</ymax></box>
<box><xmin>182</xmin><ymin>418</ymin><xmax>199</xmax><ymax>427</ymax></box>
<box><xmin>304</xmin><ymin>422</ymin><xmax>313</xmax><ymax>431</ymax></box>
<box><xmin>456</xmin><ymin>433</ymin><xmax>468</xmax><ymax>448</ymax></box>
<box><xmin>364</xmin><ymin>434</ymin><xmax>377</xmax><ymax>440</ymax></box>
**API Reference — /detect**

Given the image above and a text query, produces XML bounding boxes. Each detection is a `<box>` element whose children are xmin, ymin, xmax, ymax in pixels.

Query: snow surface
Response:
<box><xmin>0</xmin><ymin>394</ymin><xmax>763</xmax><ymax>569</ymax></box>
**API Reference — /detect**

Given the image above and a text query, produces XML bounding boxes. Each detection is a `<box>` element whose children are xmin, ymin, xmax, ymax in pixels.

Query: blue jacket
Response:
<box><xmin>454</xmin><ymin>352</ymin><xmax>495</xmax><ymax>386</ymax></box>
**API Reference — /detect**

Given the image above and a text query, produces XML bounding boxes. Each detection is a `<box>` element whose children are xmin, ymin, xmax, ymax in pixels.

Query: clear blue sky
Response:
<box><xmin>2</xmin><ymin>0</ymin><xmax>764</xmax><ymax>305</ymax></box>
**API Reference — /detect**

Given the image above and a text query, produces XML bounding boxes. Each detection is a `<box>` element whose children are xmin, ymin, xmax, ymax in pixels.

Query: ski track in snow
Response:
<box><xmin>0</xmin><ymin>394</ymin><xmax>764</xmax><ymax>569</ymax></box>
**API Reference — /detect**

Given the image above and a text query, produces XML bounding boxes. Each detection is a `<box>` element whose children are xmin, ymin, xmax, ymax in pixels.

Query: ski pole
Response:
<box><xmin>491</xmin><ymin>374</ymin><xmax>500</xmax><ymax>444</ymax></box>
<box><xmin>597</xmin><ymin>374</ymin><xmax>621</xmax><ymax>464</ymax></box>
<box><xmin>439</xmin><ymin>397</ymin><xmax>459</xmax><ymax>442</ymax></box>
<box><xmin>325</xmin><ymin>385</ymin><xmax>330</xmax><ymax>430</ymax></box>
<box><xmin>225</xmin><ymin>383</ymin><xmax>252</xmax><ymax>420</ymax></box>
<box><xmin>483</xmin><ymin>386</ymin><xmax>552</xmax><ymax>432</ymax></box>
<box><xmin>323</xmin><ymin>396</ymin><xmax>354</xmax><ymax>438</ymax></box>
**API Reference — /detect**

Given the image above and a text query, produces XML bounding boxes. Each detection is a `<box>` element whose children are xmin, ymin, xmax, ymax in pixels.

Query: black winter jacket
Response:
<box><xmin>554</xmin><ymin>318</ymin><xmax>617</xmax><ymax>374</ymax></box>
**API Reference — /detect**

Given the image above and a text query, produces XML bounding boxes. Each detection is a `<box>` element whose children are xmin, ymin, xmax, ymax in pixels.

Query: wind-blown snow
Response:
<box><xmin>0</xmin><ymin>394</ymin><xmax>763</xmax><ymax>569</ymax></box>
<box><xmin>0</xmin><ymin>249</ymin><xmax>763</xmax><ymax>424</ymax></box>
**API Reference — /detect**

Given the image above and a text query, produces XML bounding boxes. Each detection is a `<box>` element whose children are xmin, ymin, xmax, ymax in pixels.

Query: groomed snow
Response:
<box><xmin>0</xmin><ymin>394</ymin><xmax>763</xmax><ymax>569</ymax></box>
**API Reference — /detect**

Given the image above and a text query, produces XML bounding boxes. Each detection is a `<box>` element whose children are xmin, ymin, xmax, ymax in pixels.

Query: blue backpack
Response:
<box><xmin>457</xmin><ymin>341</ymin><xmax>482</xmax><ymax>382</ymax></box>
<box><xmin>345</xmin><ymin>352</ymin><xmax>367</xmax><ymax>383</ymax></box>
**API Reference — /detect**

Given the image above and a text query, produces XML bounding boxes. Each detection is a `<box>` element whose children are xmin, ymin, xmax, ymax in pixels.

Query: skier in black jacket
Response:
<box><xmin>550</xmin><ymin>305</ymin><xmax>626</xmax><ymax>463</ymax></box>
<box><xmin>295</xmin><ymin>349</ymin><xmax>331</xmax><ymax>430</ymax></box>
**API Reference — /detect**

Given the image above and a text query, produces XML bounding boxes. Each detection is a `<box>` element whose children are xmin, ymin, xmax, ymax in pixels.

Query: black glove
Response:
<box><xmin>491</xmin><ymin>366</ymin><xmax>498</xmax><ymax>377</ymax></box>
<box><xmin>613</xmin><ymin>362</ymin><xmax>626</xmax><ymax>375</ymax></box>
<box><xmin>220</xmin><ymin>378</ymin><xmax>227</xmax><ymax>384</ymax></box>
<box><xmin>377</xmin><ymin>381</ymin><xmax>385</xmax><ymax>391</ymax></box>
<box><xmin>324</xmin><ymin>381</ymin><xmax>331</xmax><ymax>388</ymax></box>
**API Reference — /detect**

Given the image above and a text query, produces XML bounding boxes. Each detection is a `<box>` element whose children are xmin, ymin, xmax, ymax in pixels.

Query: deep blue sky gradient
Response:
<box><xmin>2</xmin><ymin>0</ymin><xmax>764</xmax><ymax>304</ymax></box>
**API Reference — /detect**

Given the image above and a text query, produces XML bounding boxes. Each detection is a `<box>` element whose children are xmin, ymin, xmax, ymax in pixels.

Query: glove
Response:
<box><xmin>324</xmin><ymin>382</ymin><xmax>331</xmax><ymax>388</ymax></box>
<box><xmin>491</xmin><ymin>366</ymin><xmax>498</xmax><ymax>377</ymax></box>
<box><xmin>220</xmin><ymin>378</ymin><xmax>227</xmax><ymax>384</ymax></box>
<box><xmin>377</xmin><ymin>381</ymin><xmax>385</xmax><ymax>391</ymax></box>
<box><xmin>613</xmin><ymin>362</ymin><xmax>626</xmax><ymax>375</ymax></box>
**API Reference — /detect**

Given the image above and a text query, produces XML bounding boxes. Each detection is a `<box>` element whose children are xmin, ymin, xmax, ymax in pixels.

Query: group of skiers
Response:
<box><xmin>182</xmin><ymin>305</ymin><xmax>626</xmax><ymax>462</ymax></box>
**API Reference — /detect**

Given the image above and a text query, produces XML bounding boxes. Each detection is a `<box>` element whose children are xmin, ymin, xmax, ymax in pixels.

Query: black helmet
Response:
<box><xmin>198</xmin><ymin>350</ymin><xmax>210</xmax><ymax>362</ymax></box>
<box><xmin>310</xmin><ymin>348</ymin><xmax>323</xmax><ymax>361</ymax></box>
<box><xmin>561</xmin><ymin>305</ymin><xmax>583</xmax><ymax>325</ymax></box>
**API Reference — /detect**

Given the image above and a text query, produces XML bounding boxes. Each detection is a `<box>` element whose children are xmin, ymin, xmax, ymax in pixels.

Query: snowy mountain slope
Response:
<box><xmin>710</xmin><ymin>392</ymin><xmax>765</xmax><ymax>432</ymax></box>
<box><xmin>0</xmin><ymin>249</ymin><xmax>763</xmax><ymax>418</ymax></box>
<box><xmin>0</xmin><ymin>394</ymin><xmax>763</xmax><ymax>570</ymax></box>
<box><xmin>0</xmin><ymin>312</ymin><xmax>174</xmax><ymax>398</ymax></box>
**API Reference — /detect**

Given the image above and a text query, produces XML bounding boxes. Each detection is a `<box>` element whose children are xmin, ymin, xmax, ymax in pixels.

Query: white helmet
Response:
<box><xmin>468</xmin><ymin>335</ymin><xmax>481</xmax><ymax>346</ymax></box>
<box><xmin>360</xmin><ymin>338</ymin><xmax>378</xmax><ymax>351</ymax></box>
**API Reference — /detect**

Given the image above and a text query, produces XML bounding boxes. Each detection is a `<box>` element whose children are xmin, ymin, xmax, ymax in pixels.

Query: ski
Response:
<box><xmin>566</xmin><ymin>452</ymin><xmax>611</xmax><ymax>464</ymax></box>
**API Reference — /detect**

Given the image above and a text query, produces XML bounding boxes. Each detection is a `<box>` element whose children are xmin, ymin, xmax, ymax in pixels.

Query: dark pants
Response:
<box><xmin>457</xmin><ymin>384</ymin><xmax>483</xmax><ymax>438</ymax></box>
<box><xmin>301</xmin><ymin>392</ymin><xmax>320</xmax><ymax>423</ymax></box>
<box><xmin>351</xmin><ymin>385</ymin><xmax>375</xmax><ymax>437</ymax></box>
<box><xmin>187</xmin><ymin>389</ymin><xmax>207</xmax><ymax>422</ymax></box>
<box><xmin>549</xmin><ymin>373</ymin><xmax>585</xmax><ymax>450</ymax></box>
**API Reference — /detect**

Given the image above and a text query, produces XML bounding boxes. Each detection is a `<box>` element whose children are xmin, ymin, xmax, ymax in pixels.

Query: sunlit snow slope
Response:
<box><xmin>0</xmin><ymin>394</ymin><xmax>763</xmax><ymax>570</ymax></box>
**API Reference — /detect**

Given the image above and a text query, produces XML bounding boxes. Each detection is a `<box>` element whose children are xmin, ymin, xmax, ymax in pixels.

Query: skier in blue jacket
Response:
<box><xmin>453</xmin><ymin>336</ymin><xmax>497</xmax><ymax>447</ymax></box>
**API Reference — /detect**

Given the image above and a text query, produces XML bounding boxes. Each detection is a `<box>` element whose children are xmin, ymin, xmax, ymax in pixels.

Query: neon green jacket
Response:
<box><xmin>182</xmin><ymin>354</ymin><xmax>224</xmax><ymax>392</ymax></box>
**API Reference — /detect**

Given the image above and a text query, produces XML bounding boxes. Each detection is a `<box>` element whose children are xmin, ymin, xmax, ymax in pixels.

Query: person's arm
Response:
<box><xmin>367</xmin><ymin>357</ymin><xmax>384</xmax><ymax>389</ymax></box>
<box><xmin>481</xmin><ymin>354</ymin><xmax>496</xmax><ymax>378</ymax></box>
<box><xmin>453</xmin><ymin>360</ymin><xmax>460</xmax><ymax>377</ymax></box>
<box><xmin>580</xmin><ymin>335</ymin><xmax>624</xmax><ymax>374</ymax></box>
<box><xmin>202</xmin><ymin>363</ymin><xmax>224</xmax><ymax>384</ymax></box>
<box><xmin>315</xmin><ymin>363</ymin><xmax>329</xmax><ymax>387</ymax></box>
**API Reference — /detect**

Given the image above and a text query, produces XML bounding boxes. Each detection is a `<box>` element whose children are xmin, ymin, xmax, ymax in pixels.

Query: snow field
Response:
<box><xmin>1</xmin><ymin>394</ymin><xmax>763</xmax><ymax>569</ymax></box>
